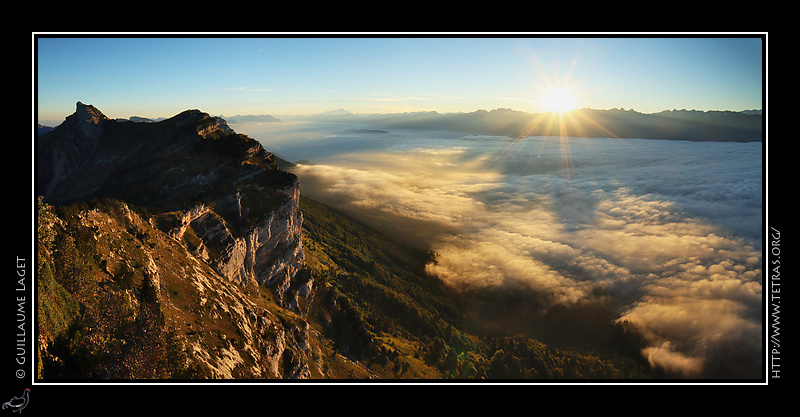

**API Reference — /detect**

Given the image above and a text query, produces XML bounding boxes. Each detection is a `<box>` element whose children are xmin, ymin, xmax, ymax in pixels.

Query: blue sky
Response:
<box><xmin>35</xmin><ymin>35</ymin><xmax>764</xmax><ymax>123</ymax></box>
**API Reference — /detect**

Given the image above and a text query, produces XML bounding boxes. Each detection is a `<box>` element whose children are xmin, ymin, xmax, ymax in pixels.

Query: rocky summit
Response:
<box><xmin>36</xmin><ymin>102</ymin><xmax>329</xmax><ymax>379</ymax></box>
<box><xmin>38</xmin><ymin>102</ymin><xmax>306</xmax><ymax>298</ymax></box>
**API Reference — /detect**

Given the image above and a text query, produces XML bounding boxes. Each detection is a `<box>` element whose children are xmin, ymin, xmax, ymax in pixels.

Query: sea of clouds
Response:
<box><xmin>237</xmin><ymin>121</ymin><xmax>763</xmax><ymax>379</ymax></box>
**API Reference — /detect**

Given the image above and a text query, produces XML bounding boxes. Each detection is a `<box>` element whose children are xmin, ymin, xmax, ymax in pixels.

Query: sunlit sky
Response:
<box><xmin>34</xmin><ymin>34</ymin><xmax>764</xmax><ymax>124</ymax></box>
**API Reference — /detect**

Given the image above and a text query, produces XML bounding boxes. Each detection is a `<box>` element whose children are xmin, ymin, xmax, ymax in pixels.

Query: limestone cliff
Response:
<box><xmin>38</xmin><ymin>102</ymin><xmax>309</xmax><ymax>306</ymax></box>
<box><xmin>153</xmin><ymin>185</ymin><xmax>305</xmax><ymax>306</ymax></box>
<box><xmin>36</xmin><ymin>102</ymin><xmax>331</xmax><ymax>379</ymax></box>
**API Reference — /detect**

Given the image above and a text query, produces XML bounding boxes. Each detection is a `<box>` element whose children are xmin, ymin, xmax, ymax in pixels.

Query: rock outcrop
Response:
<box><xmin>37</xmin><ymin>102</ymin><xmax>320</xmax><ymax>378</ymax></box>
<box><xmin>153</xmin><ymin>186</ymin><xmax>305</xmax><ymax>305</ymax></box>
<box><xmin>38</xmin><ymin>102</ymin><xmax>309</xmax><ymax>305</ymax></box>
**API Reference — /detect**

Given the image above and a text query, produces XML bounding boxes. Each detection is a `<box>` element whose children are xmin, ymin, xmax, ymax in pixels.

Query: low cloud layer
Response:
<box><xmin>245</xmin><ymin>122</ymin><xmax>763</xmax><ymax>379</ymax></box>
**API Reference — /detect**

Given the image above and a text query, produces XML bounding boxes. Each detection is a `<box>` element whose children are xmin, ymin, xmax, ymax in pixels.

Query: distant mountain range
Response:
<box><xmin>287</xmin><ymin>107</ymin><xmax>763</xmax><ymax>142</ymax></box>
<box><xmin>216</xmin><ymin>114</ymin><xmax>282</xmax><ymax>124</ymax></box>
<box><xmin>39</xmin><ymin>107</ymin><xmax>762</xmax><ymax>142</ymax></box>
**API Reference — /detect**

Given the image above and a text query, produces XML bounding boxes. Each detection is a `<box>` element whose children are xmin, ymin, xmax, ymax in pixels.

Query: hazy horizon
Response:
<box><xmin>35</xmin><ymin>36</ymin><xmax>764</xmax><ymax>124</ymax></box>
<box><xmin>36</xmin><ymin>103</ymin><xmax>764</xmax><ymax>128</ymax></box>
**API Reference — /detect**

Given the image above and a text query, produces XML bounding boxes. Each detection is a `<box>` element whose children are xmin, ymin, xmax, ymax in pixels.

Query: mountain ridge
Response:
<box><xmin>38</xmin><ymin>102</ymin><xmax>305</xmax><ymax>296</ymax></box>
<box><xmin>211</xmin><ymin>107</ymin><xmax>764</xmax><ymax>143</ymax></box>
<box><xmin>344</xmin><ymin>107</ymin><xmax>764</xmax><ymax>142</ymax></box>
<box><xmin>36</xmin><ymin>102</ymin><xmax>327</xmax><ymax>378</ymax></box>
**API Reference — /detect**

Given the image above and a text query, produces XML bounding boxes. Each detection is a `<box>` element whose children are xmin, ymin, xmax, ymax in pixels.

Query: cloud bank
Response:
<box><xmin>249</xmin><ymin>123</ymin><xmax>762</xmax><ymax>379</ymax></box>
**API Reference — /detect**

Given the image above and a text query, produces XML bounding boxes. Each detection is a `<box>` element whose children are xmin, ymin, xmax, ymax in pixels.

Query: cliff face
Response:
<box><xmin>36</xmin><ymin>102</ymin><xmax>332</xmax><ymax>379</ymax></box>
<box><xmin>38</xmin><ymin>102</ymin><xmax>308</xmax><ymax>305</ymax></box>
<box><xmin>153</xmin><ymin>186</ymin><xmax>305</xmax><ymax>303</ymax></box>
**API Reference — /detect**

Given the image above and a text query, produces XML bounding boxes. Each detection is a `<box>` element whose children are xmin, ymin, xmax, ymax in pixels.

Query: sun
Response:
<box><xmin>541</xmin><ymin>87</ymin><xmax>578</xmax><ymax>114</ymax></box>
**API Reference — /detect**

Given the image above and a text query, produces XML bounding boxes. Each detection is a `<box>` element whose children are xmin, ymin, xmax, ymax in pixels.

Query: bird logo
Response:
<box><xmin>2</xmin><ymin>388</ymin><xmax>29</xmax><ymax>413</ymax></box>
